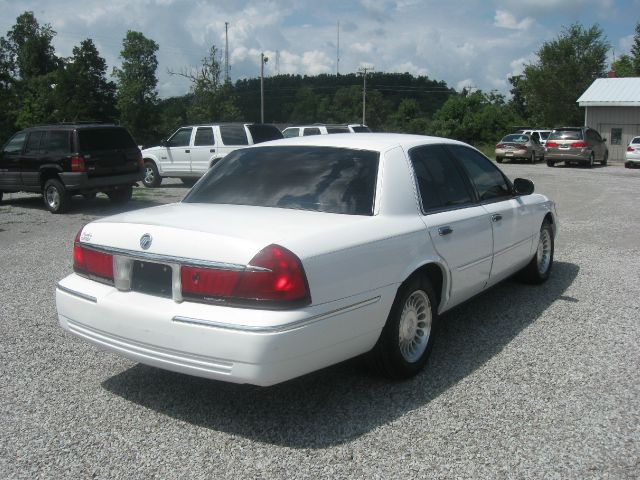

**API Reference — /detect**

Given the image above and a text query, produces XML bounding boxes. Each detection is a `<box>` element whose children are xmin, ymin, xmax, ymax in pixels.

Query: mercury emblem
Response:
<box><xmin>140</xmin><ymin>233</ymin><xmax>153</xmax><ymax>250</ymax></box>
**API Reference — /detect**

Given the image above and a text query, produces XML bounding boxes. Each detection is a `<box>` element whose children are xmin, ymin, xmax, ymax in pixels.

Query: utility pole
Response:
<box><xmin>336</xmin><ymin>21</ymin><xmax>340</xmax><ymax>76</ymax></box>
<box><xmin>224</xmin><ymin>22</ymin><xmax>230</xmax><ymax>84</ymax></box>
<box><xmin>275</xmin><ymin>50</ymin><xmax>280</xmax><ymax>76</ymax></box>
<box><xmin>260</xmin><ymin>53</ymin><xmax>269</xmax><ymax>123</ymax></box>
<box><xmin>358</xmin><ymin>66</ymin><xmax>374</xmax><ymax>125</ymax></box>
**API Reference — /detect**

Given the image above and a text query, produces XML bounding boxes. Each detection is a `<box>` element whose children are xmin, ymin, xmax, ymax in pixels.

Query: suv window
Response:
<box><xmin>194</xmin><ymin>127</ymin><xmax>215</xmax><ymax>146</ymax></box>
<box><xmin>3</xmin><ymin>132</ymin><xmax>27</xmax><ymax>154</ymax></box>
<box><xmin>409</xmin><ymin>145</ymin><xmax>473</xmax><ymax>211</ymax></box>
<box><xmin>167</xmin><ymin>128</ymin><xmax>192</xmax><ymax>147</ymax></box>
<box><xmin>25</xmin><ymin>131</ymin><xmax>44</xmax><ymax>154</ymax></box>
<box><xmin>448</xmin><ymin>145</ymin><xmax>511</xmax><ymax>202</ymax></box>
<box><xmin>351</xmin><ymin>126</ymin><xmax>371</xmax><ymax>132</ymax></box>
<box><xmin>326</xmin><ymin>127</ymin><xmax>349</xmax><ymax>134</ymax></box>
<box><xmin>184</xmin><ymin>146</ymin><xmax>379</xmax><ymax>216</ymax></box>
<box><xmin>44</xmin><ymin>131</ymin><xmax>71</xmax><ymax>153</ymax></box>
<box><xmin>220</xmin><ymin>125</ymin><xmax>249</xmax><ymax>145</ymax></box>
<box><xmin>283</xmin><ymin>128</ymin><xmax>299</xmax><ymax>138</ymax></box>
<box><xmin>78</xmin><ymin>128</ymin><xmax>137</xmax><ymax>151</ymax></box>
<box><xmin>303</xmin><ymin>128</ymin><xmax>321</xmax><ymax>136</ymax></box>
<box><xmin>247</xmin><ymin>124</ymin><xmax>283</xmax><ymax>144</ymax></box>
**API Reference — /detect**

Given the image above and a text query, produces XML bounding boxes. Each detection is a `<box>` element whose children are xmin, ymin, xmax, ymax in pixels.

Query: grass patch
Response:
<box><xmin>473</xmin><ymin>143</ymin><xmax>496</xmax><ymax>160</ymax></box>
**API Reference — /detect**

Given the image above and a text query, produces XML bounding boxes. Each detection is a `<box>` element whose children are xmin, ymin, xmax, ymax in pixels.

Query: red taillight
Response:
<box><xmin>180</xmin><ymin>244</ymin><xmax>311</xmax><ymax>308</ymax></box>
<box><xmin>73</xmin><ymin>229</ymin><xmax>114</xmax><ymax>283</ymax></box>
<box><xmin>546</xmin><ymin>141</ymin><xmax>558</xmax><ymax>148</ymax></box>
<box><xmin>627</xmin><ymin>146</ymin><xmax>635</xmax><ymax>152</ymax></box>
<box><xmin>570</xmin><ymin>141</ymin><xmax>587</xmax><ymax>148</ymax></box>
<box><xmin>71</xmin><ymin>155</ymin><xmax>86</xmax><ymax>172</ymax></box>
<box><xmin>496</xmin><ymin>143</ymin><xmax>504</xmax><ymax>149</ymax></box>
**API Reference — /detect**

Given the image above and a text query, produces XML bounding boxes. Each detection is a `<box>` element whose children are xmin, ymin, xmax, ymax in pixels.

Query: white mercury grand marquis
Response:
<box><xmin>56</xmin><ymin>133</ymin><xmax>558</xmax><ymax>386</ymax></box>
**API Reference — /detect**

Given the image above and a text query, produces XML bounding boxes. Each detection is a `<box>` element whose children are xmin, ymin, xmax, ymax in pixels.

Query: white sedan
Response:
<box><xmin>56</xmin><ymin>134</ymin><xmax>558</xmax><ymax>386</ymax></box>
<box><xmin>625</xmin><ymin>136</ymin><xmax>640</xmax><ymax>168</ymax></box>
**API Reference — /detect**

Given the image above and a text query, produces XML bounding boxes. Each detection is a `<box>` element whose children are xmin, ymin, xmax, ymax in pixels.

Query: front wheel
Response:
<box><xmin>43</xmin><ymin>179</ymin><xmax>71</xmax><ymax>214</ymax></box>
<box><xmin>518</xmin><ymin>220</ymin><xmax>554</xmax><ymax>284</ymax></box>
<box><xmin>601</xmin><ymin>151</ymin><xmax>608</xmax><ymax>166</ymax></box>
<box><xmin>531</xmin><ymin>152</ymin><xmax>536</xmax><ymax>164</ymax></box>
<box><xmin>368</xmin><ymin>275</ymin><xmax>438</xmax><ymax>379</ymax></box>
<box><xmin>547</xmin><ymin>160</ymin><xmax>555</xmax><ymax>167</ymax></box>
<box><xmin>142</xmin><ymin>160</ymin><xmax>161</xmax><ymax>188</ymax></box>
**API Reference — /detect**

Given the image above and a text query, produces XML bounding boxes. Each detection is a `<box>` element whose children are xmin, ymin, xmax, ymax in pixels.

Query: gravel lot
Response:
<box><xmin>1</xmin><ymin>163</ymin><xmax>639</xmax><ymax>479</ymax></box>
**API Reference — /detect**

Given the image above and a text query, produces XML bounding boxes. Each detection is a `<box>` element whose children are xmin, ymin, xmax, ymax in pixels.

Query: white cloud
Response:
<box><xmin>456</xmin><ymin>79</ymin><xmax>474</xmax><ymax>91</ymax></box>
<box><xmin>494</xmin><ymin>10</ymin><xmax>534</xmax><ymax>30</ymax></box>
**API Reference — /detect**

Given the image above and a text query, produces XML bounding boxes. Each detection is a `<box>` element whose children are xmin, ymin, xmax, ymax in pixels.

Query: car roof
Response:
<box><xmin>248</xmin><ymin>132</ymin><xmax>469</xmax><ymax>152</ymax></box>
<box><xmin>23</xmin><ymin>123</ymin><xmax>122</xmax><ymax>131</ymax></box>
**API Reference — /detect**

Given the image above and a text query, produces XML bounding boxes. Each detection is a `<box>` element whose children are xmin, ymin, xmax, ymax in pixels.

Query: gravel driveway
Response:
<box><xmin>1</xmin><ymin>165</ymin><xmax>638</xmax><ymax>479</ymax></box>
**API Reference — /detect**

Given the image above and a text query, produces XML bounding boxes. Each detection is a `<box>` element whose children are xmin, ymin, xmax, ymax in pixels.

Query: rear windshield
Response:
<box><xmin>78</xmin><ymin>128</ymin><xmax>137</xmax><ymax>151</ymax></box>
<box><xmin>351</xmin><ymin>126</ymin><xmax>371</xmax><ymax>132</ymax></box>
<box><xmin>548</xmin><ymin>129</ymin><xmax>583</xmax><ymax>140</ymax></box>
<box><xmin>502</xmin><ymin>134</ymin><xmax>529</xmax><ymax>143</ymax></box>
<box><xmin>631</xmin><ymin>137</ymin><xmax>640</xmax><ymax>145</ymax></box>
<box><xmin>184</xmin><ymin>146</ymin><xmax>379</xmax><ymax>215</ymax></box>
<box><xmin>247</xmin><ymin>124</ymin><xmax>284</xmax><ymax>144</ymax></box>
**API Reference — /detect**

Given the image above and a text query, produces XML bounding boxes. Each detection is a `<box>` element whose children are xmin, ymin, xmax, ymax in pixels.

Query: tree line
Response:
<box><xmin>1</xmin><ymin>11</ymin><xmax>639</xmax><ymax>148</ymax></box>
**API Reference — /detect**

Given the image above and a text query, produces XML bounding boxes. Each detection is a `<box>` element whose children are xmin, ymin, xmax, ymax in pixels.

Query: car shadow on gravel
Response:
<box><xmin>102</xmin><ymin>261</ymin><xmax>579</xmax><ymax>448</ymax></box>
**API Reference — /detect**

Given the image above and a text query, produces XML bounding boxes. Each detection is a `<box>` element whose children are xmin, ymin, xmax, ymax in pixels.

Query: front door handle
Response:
<box><xmin>492</xmin><ymin>214</ymin><xmax>503</xmax><ymax>222</ymax></box>
<box><xmin>210</xmin><ymin>149</ymin><xmax>215</xmax><ymax>153</ymax></box>
<box><xmin>438</xmin><ymin>226</ymin><xmax>453</xmax><ymax>236</ymax></box>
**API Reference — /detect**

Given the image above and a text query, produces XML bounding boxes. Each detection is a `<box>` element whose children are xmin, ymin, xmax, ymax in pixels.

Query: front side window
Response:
<box><xmin>448</xmin><ymin>145</ymin><xmax>511</xmax><ymax>202</ymax></box>
<box><xmin>184</xmin><ymin>146</ymin><xmax>379</xmax><ymax>215</ymax></box>
<box><xmin>194</xmin><ymin>127</ymin><xmax>215</xmax><ymax>146</ymax></box>
<box><xmin>219</xmin><ymin>125</ymin><xmax>249</xmax><ymax>145</ymax></box>
<box><xmin>3</xmin><ymin>132</ymin><xmax>27</xmax><ymax>154</ymax></box>
<box><xmin>283</xmin><ymin>128</ymin><xmax>299</xmax><ymax>138</ymax></box>
<box><xmin>167</xmin><ymin>128</ymin><xmax>192</xmax><ymax>147</ymax></box>
<box><xmin>409</xmin><ymin>145</ymin><xmax>473</xmax><ymax>212</ymax></box>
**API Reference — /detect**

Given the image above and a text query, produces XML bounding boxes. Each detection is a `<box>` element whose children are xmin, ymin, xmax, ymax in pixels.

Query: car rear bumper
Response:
<box><xmin>59</xmin><ymin>169</ymin><xmax>143</xmax><ymax>191</ymax></box>
<box><xmin>56</xmin><ymin>274</ymin><xmax>390</xmax><ymax>386</ymax></box>
<box><xmin>545</xmin><ymin>151</ymin><xmax>590</xmax><ymax>162</ymax></box>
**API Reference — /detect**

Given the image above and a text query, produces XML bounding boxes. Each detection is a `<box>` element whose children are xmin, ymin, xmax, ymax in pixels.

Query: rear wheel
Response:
<box><xmin>496</xmin><ymin>157</ymin><xmax>503</xmax><ymax>164</ymax></box>
<box><xmin>601</xmin><ymin>151</ymin><xmax>608</xmax><ymax>166</ymax></box>
<box><xmin>82</xmin><ymin>192</ymin><xmax>97</xmax><ymax>200</ymax></box>
<box><xmin>43</xmin><ymin>179</ymin><xmax>70</xmax><ymax>214</ymax></box>
<box><xmin>587</xmin><ymin>152</ymin><xmax>594</xmax><ymax>168</ymax></box>
<box><xmin>0</xmin><ymin>191</ymin><xmax>3</xmax><ymax>203</ymax></box>
<box><xmin>369</xmin><ymin>275</ymin><xmax>438</xmax><ymax>379</ymax></box>
<box><xmin>142</xmin><ymin>160</ymin><xmax>161</xmax><ymax>188</ymax></box>
<box><xmin>519</xmin><ymin>220</ymin><xmax>554</xmax><ymax>284</ymax></box>
<box><xmin>107</xmin><ymin>185</ymin><xmax>132</xmax><ymax>205</ymax></box>
<box><xmin>547</xmin><ymin>160</ymin><xmax>555</xmax><ymax>167</ymax></box>
<box><xmin>530</xmin><ymin>152</ymin><xmax>536</xmax><ymax>164</ymax></box>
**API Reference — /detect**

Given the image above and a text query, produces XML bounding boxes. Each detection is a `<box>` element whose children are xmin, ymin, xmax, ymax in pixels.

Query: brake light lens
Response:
<box><xmin>180</xmin><ymin>244</ymin><xmax>311</xmax><ymax>309</ymax></box>
<box><xmin>546</xmin><ymin>141</ymin><xmax>558</xmax><ymax>148</ymax></box>
<box><xmin>73</xmin><ymin>230</ymin><xmax>114</xmax><ymax>283</ymax></box>
<box><xmin>496</xmin><ymin>143</ymin><xmax>504</xmax><ymax>149</ymax></box>
<box><xmin>71</xmin><ymin>155</ymin><xmax>86</xmax><ymax>172</ymax></box>
<box><xmin>570</xmin><ymin>141</ymin><xmax>588</xmax><ymax>148</ymax></box>
<box><xmin>627</xmin><ymin>146</ymin><xmax>635</xmax><ymax>152</ymax></box>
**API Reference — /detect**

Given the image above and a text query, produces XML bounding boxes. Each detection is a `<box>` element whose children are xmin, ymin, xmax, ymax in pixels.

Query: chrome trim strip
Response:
<box><xmin>76</xmin><ymin>242</ymin><xmax>269</xmax><ymax>272</ymax></box>
<box><xmin>56</xmin><ymin>284</ymin><xmax>97</xmax><ymax>303</ymax></box>
<box><xmin>457</xmin><ymin>254</ymin><xmax>492</xmax><ymax>272</ymax></box>
<box><xmin>173</xmin><ymin>296</ymin><xmax>381</xmax><ymax>333</ymax></box>
<box><xmin>493</xmin><ymin>235</ymin><xmax>534</xmax><ymax>258</ymax></box>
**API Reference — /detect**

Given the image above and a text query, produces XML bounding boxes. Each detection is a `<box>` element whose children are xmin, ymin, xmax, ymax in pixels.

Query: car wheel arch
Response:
<box><xmin>399</xmin><ymin>261</ymin><xmax>447</xmax><ymax>312</ymax></box>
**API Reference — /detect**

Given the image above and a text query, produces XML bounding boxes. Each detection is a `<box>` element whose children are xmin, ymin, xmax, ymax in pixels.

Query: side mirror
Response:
<box><xmin>513</xmin><ymin>178</ymin><xmax>534</xmax><ymax>196</ymax></box>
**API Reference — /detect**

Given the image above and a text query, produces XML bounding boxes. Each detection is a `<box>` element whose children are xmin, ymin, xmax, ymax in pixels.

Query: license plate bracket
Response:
<box><xmin>131</xmin><ymin>261</ymin><xmax>173</xmax><ymax>298</ymax></box>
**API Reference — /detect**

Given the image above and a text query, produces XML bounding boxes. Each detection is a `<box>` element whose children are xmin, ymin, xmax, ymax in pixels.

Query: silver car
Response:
<box><xmin>495</xmin><ymin>133</ymin><xmax>545</xmax><ymax>164</ymax></box>
<box><xmin>545</xmin><ymin>127</ymin><xmax>608</xmax><ymax>168</ymax></box>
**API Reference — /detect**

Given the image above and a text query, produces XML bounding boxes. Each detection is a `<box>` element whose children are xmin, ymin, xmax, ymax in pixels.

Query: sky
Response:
<box><xmin>0</xmin><ymin>0</ymin><xmax>638</xmax><ymax>98</ymax></box>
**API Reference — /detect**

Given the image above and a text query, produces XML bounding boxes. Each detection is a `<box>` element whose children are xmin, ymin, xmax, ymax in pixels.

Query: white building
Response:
<box><xmin>577</xmin><ymin>77</ymin><xmax>640</xmax><ymax>162</ymax></box>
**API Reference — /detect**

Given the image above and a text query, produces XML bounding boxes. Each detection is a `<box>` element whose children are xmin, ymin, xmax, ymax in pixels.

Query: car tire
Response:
<box><xmin>601</xmin><ymin>151</ymin><xmax>608</xmax><ymax>166</ymax></box>
<box><xmin>587</xmin><ymin>153</ymin><xmax>594</xmax><ymax>168</ymax></box>
<box><xmin>0</xmin><ymin>191</ymin><xmax>3</xmax><ymax>203</ymax></box>
<box><xmin>142</xmin><ymin>160</ymin><xmax>161</xmax><ymax>188</ymax></box>
<box><xmin>547</xmin><ymin>160</ymin><xmax>555</xmax><ymax>167</ymax></box>
<box><xmin>530</xmin><ymin>152</ymin><xmax>536</xmax><ymax>164</ymax></box>
<box><xmin>496</xmin><ymin>157</ymin><xmax>503</xmax><ymax>164</ymax></box>
<box><xmin>43</xmin><ymin>179</ymin><xmax>71</xmax><ymax>214</ymax></box>
<box><xmin>107</xmin><ymin>185</ymin><xmax>133</xmax><ymax>205</ymax></box>
<box><xmin>518</xmin><ymin>220</ymin><xmax>554</xmax><ymax>284</ymax></box>
<box><xmin>82</xmin><ymin>192</ymin><xmax>97</xmax><ymax>200</ymax></box>
<box><xmin>368</xmin><ymin>275</ymin><xmax>438</xmax><ymax>379</ymax></box>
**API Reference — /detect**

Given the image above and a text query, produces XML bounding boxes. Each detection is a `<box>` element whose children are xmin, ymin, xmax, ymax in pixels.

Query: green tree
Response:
<box><xmin>631</xmin><ymin>22</ymin><xmax>640</xmax><ymax>74</ymax></box>
<box><xmin>611</xmin><ymin>54</ymin><xmax>635</xmax><ymax>77</ymax></box>
<box><xmin>430</xmin><ymin>90</ymin><xmax>520</xmax><ymax>144</ymax></box>
<box><xmin>384</xmin><ymin>98</ymin><xmax>429</xmax><ymax>134</ymax></box>
<box><xmin>518</xmin><ymin>23</ymin><xmax>610</xmax><ymax>126</ymax></box>
<box><xmin>113</xmin><ymin>30</ymin><xmax>159</xmax><ymax>144</ymax></box>
<box><xmin>54</xmin><ymin>39</ymin><xmax>116</xmax><ymax>122</ymax></box>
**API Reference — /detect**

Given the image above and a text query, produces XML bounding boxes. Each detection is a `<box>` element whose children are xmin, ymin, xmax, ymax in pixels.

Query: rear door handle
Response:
<box><xmin>185</xmin><ymin>149</ymin><xmax>190</xmax><ymax>153</ymax></box>
<box><xmin>438</xmin><ymin>226</ymin><xmax>453</xmax><ymax>236</ymax></box>
<box><xmin>492</xmin><ymin>214</ymin><xmax>503</xmax><ymax>222</ymax></box>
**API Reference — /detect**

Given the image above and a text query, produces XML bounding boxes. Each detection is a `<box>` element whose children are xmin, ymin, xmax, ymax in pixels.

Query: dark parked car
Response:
<box><xmin>545</xmin><ymin>127</ymin><xmax>608</xmax><ymax>168</ymax></box>
<box><xmin>0</xmin><ymin>123</ymin><xmax>143</xmax><ymax>213</ymax></box>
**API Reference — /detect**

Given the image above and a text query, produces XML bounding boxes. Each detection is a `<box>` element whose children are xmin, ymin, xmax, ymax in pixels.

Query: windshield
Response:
<box><xmin>184</xmin><ymin>146</ymin><xmax>379</xmax><ymax>215</ymax></box>
<box><xmin>502</xmin><ymin>134</ymin><xmax>529</xmax><ymax>143</ymax></box>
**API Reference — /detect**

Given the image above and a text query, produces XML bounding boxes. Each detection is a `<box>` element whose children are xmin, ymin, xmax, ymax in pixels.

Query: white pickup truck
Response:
<box><xmin>141</xmin><ymin>123</ymin><xmax>282</xmax><ymax>187</ymax></box>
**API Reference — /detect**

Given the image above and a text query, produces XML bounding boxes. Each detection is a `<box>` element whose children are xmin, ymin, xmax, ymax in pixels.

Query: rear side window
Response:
<box><xmin>25</xmin><ymin>131</ymin><xmax>44</xmax><ymax>154</ymax></box>
<box><xmin>247</xmin><ymin>124</ymin><xmax>283</xmax><ymax>144</ymax></box>
<box><xmin>78</xmin><ymin>128</ymin><xmax>137</xmax><ymax>151</ymax></box>
<box><xmin>326</xmin><ymin>127</ymin><xmax>349</xmax><ymax>134</ymax></box>
<box><xmin>303</xmin><ymin>128</ymin><xmax>321</xmax><ymax>136</ymax></box>
<box><xmin>45</xmin><ymin>131</ymin><xmax>71</xmax><ymax>153</ymax></box>
<box><xmin>549</xmin><ymin>129</ymin><xmax>582</xmax><ymax>140</ymax></box>
<box><xmin>409</xmin><ymin>145</ymin><xmax>473</xmax><ymax>211</ymax></box>
<box><xmin>194</xmin><ymin>127</ymin><xmax>215</xmax><ymax>146</ymax></box>
<box><xmin>351</xmin><ymin>126</ymin><xmax>371</xmax><ymax>132</ymax></box>
<box><xmin>3</xmin><ymin>132</ymin><xmax>27</xmax><ymax>154</ymax></box>
<box><xmin>220</xmin><ymin>125</ymin><xmax>249</xmax><ymax>145</ymax></box>
<box><xmin>184</xmin><ymin>146</ymin><xmax>379</xmax><ymax>215</ymax></box>
<box><xmin>449</xmin><ymin>145</ymin><xmax>510</xmax><ymax>202</ymax></box>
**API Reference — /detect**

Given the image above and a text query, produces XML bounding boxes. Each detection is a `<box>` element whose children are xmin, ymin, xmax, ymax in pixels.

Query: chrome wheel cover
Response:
<box><xmin>537</xmin><ymin>228</ymin><xmax>552</xmax><ymax>274</ymax></box>
<box><xmin>45</xmin><ymin>185</ymin><xmax>60</xmax><ymax>209</ymax></box>
<box><xmin>144</xmin><ymin>166</ymin><xmax>155</xmax><ymax>184</ymax></box>
<box><xmin>398</xmin><ymin>290</ymin><xmax>432</xmax><ymax>363</ymax></box>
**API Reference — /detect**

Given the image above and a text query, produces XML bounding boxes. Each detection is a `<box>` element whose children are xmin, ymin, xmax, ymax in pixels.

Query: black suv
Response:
<box><xmin>0</xmin><ymin>123</ymin><xmax>143</xmax><ymax>213</ymax></box>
